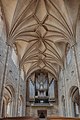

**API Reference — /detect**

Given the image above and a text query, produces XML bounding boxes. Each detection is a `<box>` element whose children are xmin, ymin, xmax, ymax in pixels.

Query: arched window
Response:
<box><xmin>69</xmin><ymin>86</ymin><xmax>79</xmax><ymax>117</ymax></box>
<box><xmin>2</xmin><ymin>85</ymin><xmax>15</xmax><ymax>117</ymax></box>
<box><xmin>18</xmin><ymin>96</ymin><xmax>23</xmax><ymax>116</ymax></box>
<box><xmin>49</xmin><ymin>80</ymin><xmax>55</xmax><ymax>99</ymax></box>
<box><xmin>2</xmin><ymin>99</ymin><xmax>6</xmax><ymax>117</ymax></box>
<box><xmin>7</xmin><ymin>99</ymin><xmax>13</xmax><ymax>117</ymax></box>
<box><xmin>66</xmin><ymin>45</ymin><xmax>72</xmax><ymax>65</ymax></box>
<box><xmin>11</xmin><ymin>45</ymin><xmax>18</xmax><ymax>66</ymax></box>
<box><xmin>21</xmin><ymin>68</ymin><xmax>24</xmax><ymax>80</ymax></box>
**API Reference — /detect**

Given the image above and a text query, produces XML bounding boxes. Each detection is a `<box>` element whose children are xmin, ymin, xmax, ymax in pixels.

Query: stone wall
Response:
<box><xmin>58</xmin><ymin>17</ymin><xmax>80</xmax><ymax>117</ymax></box>
<box><xmin>0</xmin><ymin>19</ymin><xmax>26</xmax><ymax>117</ymax></box>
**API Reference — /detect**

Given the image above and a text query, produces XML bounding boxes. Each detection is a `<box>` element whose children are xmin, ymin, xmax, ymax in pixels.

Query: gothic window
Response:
<box><xmin>21</xmin><ymin>69</ymin><xmax>24</xmax><ymax>80</ymax></box>
<box><xmin>3</xmin><ymin>86</ymin><xmax>14</xmax><ymax>117</ymax></box>
<box><xmin>66</xmin><ymin>48</ymin><xmax>72</xmax><ymax>65</ymax></box>
<box><xmin>11</xmin><ymin>47</ymin><xmax>18</xmax><ymax>66</ymax></box>
<box><xmin>18</xmin><ymin>96</ymin><xmax>23</xmax><ymax>116</ymax></box>
<box><xmin>29</xmin><ymin>79</ymin><xmax>35</xmax><ymax>99</ymax></box>
<box><xmin>7</xmin><ymin>100</ymin><xmax>12</xmax><ymax>117</ymax></box>
<box><xmin>2</xmin><ymin>99</ymin><xmax>6</xmax><ymax>117</ymax></box>
<box><xmin>70</xmin><ymin>86</ymin><xmax>79</xmax><ymax>117</ymax></box>
<box><xmin>49</xmin><ymin>80</ymin><xmax>55</xmax><ymax>99</ymax></box>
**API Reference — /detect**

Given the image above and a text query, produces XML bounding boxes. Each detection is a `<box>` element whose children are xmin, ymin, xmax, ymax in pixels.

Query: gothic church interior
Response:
<box><xmin>0</xmin><ymin>0</ymin><xmax>80</xmax><ymax>119</ymax></box>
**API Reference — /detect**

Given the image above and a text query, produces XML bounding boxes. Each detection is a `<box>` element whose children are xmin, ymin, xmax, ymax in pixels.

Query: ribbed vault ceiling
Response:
<box><xmin>1</xmin><ymin>0</ymin><xmax>80</xmax><ymax>80</ymax></box>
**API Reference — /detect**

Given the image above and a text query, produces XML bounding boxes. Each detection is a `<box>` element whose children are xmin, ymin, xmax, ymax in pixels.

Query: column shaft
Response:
<box><xmin>72</xmin><ymin>45</ymin><xmax>80</xmax><ymax>116</ymax></box>
<box><xmin>0</xmin><ymin>45</ymin><xmax>9</xmax><ymax>117</ymax></box>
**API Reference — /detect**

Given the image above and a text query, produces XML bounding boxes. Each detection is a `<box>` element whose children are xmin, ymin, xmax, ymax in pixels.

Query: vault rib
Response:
<box><xmin>48</xmin><ymin>0</ymin><xmax>73</xmax><ymax>37</ymax></box>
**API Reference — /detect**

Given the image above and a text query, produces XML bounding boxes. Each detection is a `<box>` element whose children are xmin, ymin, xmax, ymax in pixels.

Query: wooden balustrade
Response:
<box><xmin>47</xmin><ymin>116</ymin><xmax>80</xmax><ymax>120</ymax></box>
<box><xmin>0</xmin><ymin>116</ymin><xmax>80</xmax><ymax>120</ymax></box>
<box><xmin>0</xmin><ymin>116</ymin><xmax>38</xmax><ymax>120</ymax></box>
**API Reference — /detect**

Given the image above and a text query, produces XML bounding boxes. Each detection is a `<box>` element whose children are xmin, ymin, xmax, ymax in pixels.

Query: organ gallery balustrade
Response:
<box><xmin>47</xmin><ymin>116</ymin><xmax>80</xmax><ymax>120</ymax></box>
<box><xmin>0</xmin><ymin>116</ymin><xmax>80</xmax><ymax>120</ymax></box>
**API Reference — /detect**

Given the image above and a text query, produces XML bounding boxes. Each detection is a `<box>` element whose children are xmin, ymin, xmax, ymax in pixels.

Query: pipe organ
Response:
<box><xmin>29</xmin><ymin>71</ymin><xmax>56</xmax><ymax>104</ymax></box>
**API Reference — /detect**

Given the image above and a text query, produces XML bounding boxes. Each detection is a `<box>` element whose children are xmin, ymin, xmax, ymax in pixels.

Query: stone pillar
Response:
<box><xmin>63</xmin><ymin>69</ymin><xmax>68</xmax><ymax>117</ymax></box>
<box><xmin>26</xmin><ymin>79</ymin><xmax>30</xmax><ymax>116</ymax></box>
<box><xmin>0</xmin><ymin>45</ymin><xmax>10</xmax><ymax>117</ymax></box>
<box><xmin>15</xmin><ymin>65</ymin><xmax>21</xmax><ymax>116</ymax></box>
<box><xmin>22</xmin><ymin>79</ymin><xmax>26</xmax><ymax>116</ymax></box>
<box><xmin>72</xmin><ymin>44</ymin><xmax>80</xmax><ymax>116</ymax></box>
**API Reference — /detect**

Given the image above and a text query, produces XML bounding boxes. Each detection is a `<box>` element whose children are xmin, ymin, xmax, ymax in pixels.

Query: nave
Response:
<box><xmin>0</xmin><ymin>0</ymin><xmax>80</xmax><ymax>119</ymax></box>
